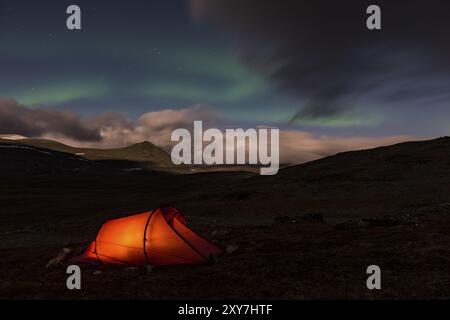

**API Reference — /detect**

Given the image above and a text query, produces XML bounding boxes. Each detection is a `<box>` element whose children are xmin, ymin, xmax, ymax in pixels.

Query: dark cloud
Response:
<box><xmin>0</xmin><ymin>99</ymin><xmax>101</xmax><ymax>141</ymax></box>
<box><xmin>0</xmin><ymin>99</ymin><xmax>218</xmax><ymax>149</ymax></box>
<box><xmin>191</xmin><ymin>0</ymin><xmax>450</xmax><ymax>119</ymax></box>
<box><xmin>0</xmin><ymin>98</ymin><xmax>423</xmax><ymax>164</ymax></box>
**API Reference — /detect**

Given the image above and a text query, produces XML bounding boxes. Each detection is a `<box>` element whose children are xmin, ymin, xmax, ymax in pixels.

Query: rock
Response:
<box><xmin>210</xmin><ymin>229</ymin><xmax>229</xmax><ymax>237</ymax></box>
<box><xmin>335</xmin><ymin>219</ymin><xmax>370</xmax><ymax>230</ymax></box>
<box><xmin>335</xmin><ymin>214</ymin><xmax>417</xmax><ymax>230</ymax></box>
<box><xmin>207</xmin><ymin>255</ymin><xmax>219</xmax><ymax>265</ymax></box>
<box><xmin>124</xmin><ymin>267</ymin><xmax>138</xmax><ymax>272</ymax></box>
<box><xmin>302</xmin><ymin>213</ymin><xmax>325</xmax><ymax>223</ymax></box>
<box><xmin>92</xmin><ymin>270</ymin><xmax>103</xmax><ymax>275</ymax></box>
<box><xmin>45</xmin><ymin>248</ymin><xmax>72</xmax><ymax>269</ymax></box>
<box><xmin>226</xmin><ymin>244</ymin><xmax>239</xmax><ymax>253</ymax></box>
<box><xmin>275</xmin><ymin>216</ymin><xmax>291</xmax><ymax>224</ymax></box>
<box><xmin>45</xmin><ymin>258</ymin><xmax>63</xmax><ymax>269</ymax></box>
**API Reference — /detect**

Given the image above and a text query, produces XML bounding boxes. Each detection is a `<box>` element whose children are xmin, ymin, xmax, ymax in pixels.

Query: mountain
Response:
<box><xmin>14</xmin><ymin>138</ymin><xmax>182</xmax><ymax>173</ymax></box>
<box><xmin>8</xmin><ymin>137</ymin><xmax>258</xmax><ymax>174</ymax></box>
<box><xmin>237</xmin><ymin>137</ymin><xmax>450</xmax><ymax>223</ymax></box>
<box><xmin>277</xmin><ymin>136</ymin><xmax>450</xmax><ymax>182</ymax></box>
<box><xmin>0</xmin><ymin>140</ymin><xmax>116</xmax><ymax>175</ymax></box>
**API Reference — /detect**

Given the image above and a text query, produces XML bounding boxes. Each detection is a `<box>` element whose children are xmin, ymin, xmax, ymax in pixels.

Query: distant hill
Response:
<box><xmin>15</xmin><ymin>138</ymin><xmax>182</xmax><ymax>173</ymax></box>
<box><xmin>225</xmin><ymin>136</ymin><xmax>450</xmax><ymax>222</ymax></box>
<box><xmin>276</xmin><ymin>136</ymin><xmax>450</xmax><ymax>183</ymax></box>
<box><xmin>6</xmin><ymin>137</ymin><xmax>258</xmax><ymax>174</ymax></box>
<box><xmin>0</xmin><ymin>140</ymin><xmax>117</xmax><ymax>175</ymax></box>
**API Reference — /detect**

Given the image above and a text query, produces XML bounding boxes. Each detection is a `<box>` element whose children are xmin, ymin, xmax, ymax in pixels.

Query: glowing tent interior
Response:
<box><xmin>71</xmin><ymin>206</ymin><xmax>222</xmax><ymax>266</ymax></box>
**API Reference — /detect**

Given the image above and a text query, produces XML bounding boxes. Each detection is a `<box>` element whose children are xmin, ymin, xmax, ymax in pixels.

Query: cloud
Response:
<box><xmin>190</xmin><ymin>0</ymin><xmax>450</xmax><ymax>119</ymax></box>
<box><xmin>0</xmin><ymin>99</ymin><xmax>101</xmax><ymax>142</ymax></box>
<box><xmin>36</xmin><ymin>104</ymin><xmax>218</xmax><ymax>150</ymax></box>
<box><xmin>88</xmin><ymin>105</ymin><xmax>218</xmax><ymax>149</ymax></box>
<box><xmin>86</xmin><ymin>112</ymin><xmax>422</xmax><ymax>165</ymax></box>
<box><xmin>279</xmin><ymin>131</ymin><xmax>423</xmax><ymax>164</ymax></box>
<box><xmin>0</xmin><ymin>98</ymin><xmax>424</xmax><ymax>164</ymax></box>
<box><xmin>0</xmin><ymin>99</ymin><xmax>218</xmax><ymax>149</ymax></box>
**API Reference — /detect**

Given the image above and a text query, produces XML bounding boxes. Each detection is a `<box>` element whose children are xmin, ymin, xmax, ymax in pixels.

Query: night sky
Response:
<box><xmin>0</xmin><ymin>1</ymin><xmax>280</xmax><ymax>119</ymax></box>
<box><xmin>1</xmin><ymin>0</ymin><xmax>450</xmax><ymax>163</ymax></box>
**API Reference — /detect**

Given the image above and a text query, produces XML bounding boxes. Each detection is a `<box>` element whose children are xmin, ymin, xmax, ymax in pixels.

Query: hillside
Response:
<box><xmin>16</xmin><ymin>138</ymin><xmax>182</xmax><ymax>173</ymax></box>
<box><xmin>0</xmin><ymin>138</ymin><xmax>450</xmax><ymax>299</ymax></box>
<box><xmin>278</xmin><ymin>137</ymin><xmax>450</xmax><ymax>182</ymax></box>
<box><xmin>12</xmin><ymin>138</ymin><xmax>258</xmax><ymax>174</ymax></box>
<box><xmin>230</xmin><ymin>137</ymin><xmax>450</xmax><ymax>223</ymax></box>
<box><xmin>1</xmin><ymin>137</ymin><xmax>450</xmax><ymax>299</ymax></box>
<box><xmin>0</xmin><ymin>140</ymin><xmax>116</xmax><ymax>175</ymax></box>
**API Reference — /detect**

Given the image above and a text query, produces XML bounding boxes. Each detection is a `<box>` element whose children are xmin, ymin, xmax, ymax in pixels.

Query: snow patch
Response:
<box><xmin>0</xmin><ymin>134</ymin><xmax>28</xmax><ymax>140</ymax></box>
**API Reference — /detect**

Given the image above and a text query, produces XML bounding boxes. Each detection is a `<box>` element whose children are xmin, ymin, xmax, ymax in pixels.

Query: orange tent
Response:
<box><xmin>72</xmin><ymin>206</ymin><xmax>222</xmax><ymax>266</ymax></box>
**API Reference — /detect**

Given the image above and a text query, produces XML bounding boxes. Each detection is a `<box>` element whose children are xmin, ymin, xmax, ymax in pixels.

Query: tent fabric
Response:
<box><xmin>72</xmin><ymin>206</ymin><xmax>222</xmax><ymax>266</ymax></box>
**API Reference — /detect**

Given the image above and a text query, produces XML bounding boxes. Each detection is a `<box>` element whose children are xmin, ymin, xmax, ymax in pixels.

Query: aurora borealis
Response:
<box><xmin>0</xmin><ymin>1</ymin><xmax>276</xmax><ymax>119</ymax></box>
<box><xmin>1</xmin><ymin>0</ymin><xmax>450</xmax><ymax>163</ymax></box>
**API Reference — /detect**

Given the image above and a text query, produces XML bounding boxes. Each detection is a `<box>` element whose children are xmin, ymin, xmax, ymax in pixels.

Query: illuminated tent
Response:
<box><xmin>72</xmin><ymin>206</ymin><xmax>222</xmax><ymax>266</ymax></box>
